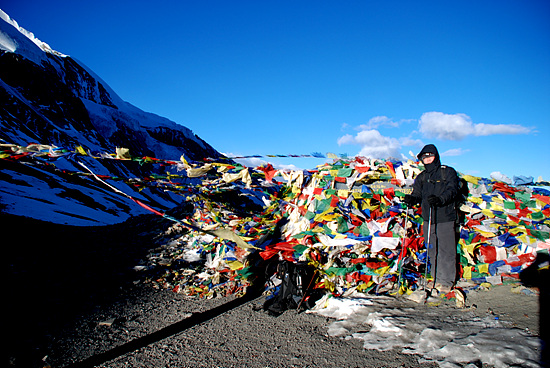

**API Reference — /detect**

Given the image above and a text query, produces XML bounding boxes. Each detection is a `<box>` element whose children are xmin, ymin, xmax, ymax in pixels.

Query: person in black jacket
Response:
<box><xmin>405</xmin><ymin>144</ymin><xmax>459</xmax><ymax>294</ymax></box>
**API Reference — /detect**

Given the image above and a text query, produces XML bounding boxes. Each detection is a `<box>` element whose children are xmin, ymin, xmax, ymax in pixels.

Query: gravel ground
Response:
<box><xmin>18</xmin><ymin>280</ymin><xmax>540</xmax><ymax>368</ymax></box>
<box><xmin>4</xmin><ymin>213</ymin><xmax>541</xmax><ymax>368</ymax></box>
<box><xmin>43</xmin><ymin>286</ymin><xmax>441</xmax><ymax>368</ymax></box>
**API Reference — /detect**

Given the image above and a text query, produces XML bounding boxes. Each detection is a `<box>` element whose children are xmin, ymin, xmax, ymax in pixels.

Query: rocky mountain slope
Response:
<box><xmin>0</xmin><ymin>9</ymin><xmax>222</xmax><ymax>225</ymax></box>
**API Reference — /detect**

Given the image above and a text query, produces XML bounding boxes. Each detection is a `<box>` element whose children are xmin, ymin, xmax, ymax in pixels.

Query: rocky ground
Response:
<box><xmin>4</xmin><ymin>213</ymin><xmax>542</xmax><ymax>368</ymax></box>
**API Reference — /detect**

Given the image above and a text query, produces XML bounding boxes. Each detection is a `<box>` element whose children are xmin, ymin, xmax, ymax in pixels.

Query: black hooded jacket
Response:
<box><xmin>410</xmin><ymin>144</ymin><xmax>459</xmax><ymax>223</ymax></box>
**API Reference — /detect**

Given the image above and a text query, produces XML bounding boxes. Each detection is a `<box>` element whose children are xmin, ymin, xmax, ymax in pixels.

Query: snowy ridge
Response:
<box><xmin>0</xmin><ymin>9</ymin><xmax>66</xmax><ymax>60</ymax></box>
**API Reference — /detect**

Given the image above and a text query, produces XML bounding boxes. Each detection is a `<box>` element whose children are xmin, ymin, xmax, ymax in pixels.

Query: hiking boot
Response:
<box><xmin>454</xmin><ymin>288</ymin><xmax>466</xmax><ymax>308</ymax></box>
<box><xmin>434</xmin><ymin>283</ymin><xmax>452</xmax><ymax>295</ymax></box>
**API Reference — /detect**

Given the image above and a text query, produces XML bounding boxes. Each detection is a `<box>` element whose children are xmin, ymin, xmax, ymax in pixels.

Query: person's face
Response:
<box><xmin>421</xmin><ymin>153</ymin><xmax>435</xmax><ymax>165</ymax></box>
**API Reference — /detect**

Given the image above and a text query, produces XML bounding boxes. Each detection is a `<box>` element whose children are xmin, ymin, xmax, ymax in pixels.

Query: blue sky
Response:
<box><xmin>2</xmin><ymin>1</ymin><xmax>549</xmax><ymax>180</ymax></box>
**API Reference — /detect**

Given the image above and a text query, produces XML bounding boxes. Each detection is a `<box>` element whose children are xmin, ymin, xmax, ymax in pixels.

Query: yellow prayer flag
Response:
<box><xmin>468</xmin><ymin>196</ymin><xmax>483</xmax><ymax>204</ymax></box>
<box><xmin>375</xmin><ymin>266</ymin><xmax>390</xmax><ymax>275</ymax></box>
<box><xmin>357</xmin><ymin>281</ymin><xmax>374</xmax><ymax>291</ymax></box>
<box><xmin>75</xmin><ymin>145</ymin><xmax>88</xmax><ymax>155</ymax></box>
<box><xmin>462</xmin><ymin>266</ymin><xmax>473</xmax><ymax>279</ymax></box>
<box><xmin>460</xmin><ymin>243</ymin><xmax>476</xmax><ymax>265</ymax></box>
<box><xmin>490</xmin><ymin>204</ymin><xmax>504</xmax><ymax>212</ymax></box>
<box><xmin>323</xmin><ymin>280</ymin><xmax>336</xmax><ymax>292</ymax></box>
<box><xmin>462</xmin><ymin>242</ymin><xmax>477</xmax><ymax>256</ymax></box>
<box><xmin>318</xmin><ymin>213</ymin><xmax>339</xmax><ymax>221</ymax></box>
<box><xmin>462</xmin><ymin>175</ymin><xmax>480</xmax><ymax>185</ymax></box>
<box><xmin>477</xmin><ymin>229</ymin><xmax>496</xmax><ymax>237</ymax></box>
<box><xmin>509</xmin><ymin>227</ymin><xmax>526</xmax><ymax>235</ymax></box>
<box><xmin>478</xmin><ymin>263</ymin><xmax>489</xmax><ymax>274</ymax></box>
<box><xmin>481</xmin><ymin>209</ymin><xmax>495</xmax><ymax>218</ymax></box>
<box><xmin>337</xmin><ymin>189</ymin><xmax>349</xmax><ymax>198</ymax></box>
<box><xmin>226</xmin><ymin>260</ymin><xmax>244</xmax><ymax>271</ymax></box>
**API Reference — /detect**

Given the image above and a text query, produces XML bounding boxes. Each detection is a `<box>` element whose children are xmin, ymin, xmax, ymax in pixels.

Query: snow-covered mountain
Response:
<box><xmin>0</xmin><ymin>9</ymin><xmax>222</xmax><ymax>225</ymax></box>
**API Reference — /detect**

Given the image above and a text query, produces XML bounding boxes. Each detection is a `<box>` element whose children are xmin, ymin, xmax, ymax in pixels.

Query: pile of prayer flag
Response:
<box><xmin>2</xmin><ymin>142</ymin><xmax>548</xmax><ymax>298</ymax></box>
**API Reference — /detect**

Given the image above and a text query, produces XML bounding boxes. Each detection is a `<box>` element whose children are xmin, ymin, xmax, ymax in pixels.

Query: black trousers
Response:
<box><xmin>424</xmin><ymin>220</ymin><xmax>457</xmax><ymax>286</ymax></box>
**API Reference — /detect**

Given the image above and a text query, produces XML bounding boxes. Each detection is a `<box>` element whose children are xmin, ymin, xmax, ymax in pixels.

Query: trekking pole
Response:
<box><xmin>424</xmin><ymin>206</ymin><xmax>432</xmax><ymax>293</ymax></box>
<box><xmin>297</xmin><ymin>270</ymin><xmax>318</xmax><ymax>311</ymax></box>
<box><xmin>396</xmin><ymin>205</ymin><xmax>409</xmax><ymax>294</ymax></box>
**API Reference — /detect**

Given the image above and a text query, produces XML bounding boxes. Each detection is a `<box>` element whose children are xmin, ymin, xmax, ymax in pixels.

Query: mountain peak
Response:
<box><xmin>0</xmin><ymin>9</ymin><xmax>67</xmax><ymax>63</ymax></box>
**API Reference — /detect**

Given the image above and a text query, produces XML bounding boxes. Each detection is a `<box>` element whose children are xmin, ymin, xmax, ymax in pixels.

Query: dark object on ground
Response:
<box><xmin>263</xmin><ymin>260</ymin><xmax>321</xmax><ymax>316</ymax></box>
<box><xmin>520</xmin><ymin>251</ymin><xmax>549</xmax><ymax>367</ymax></box>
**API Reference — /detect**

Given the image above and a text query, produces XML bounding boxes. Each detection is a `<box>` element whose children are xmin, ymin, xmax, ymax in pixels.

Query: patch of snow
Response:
<box><xmin>310</xmin><ymin>294</ymin><xmax>541</xmax><ymax>368</ymax></box>
<box><xmin>0</xmin><ymin>168</ymin><xmax>136</xmax><ymax>225</ymax></box>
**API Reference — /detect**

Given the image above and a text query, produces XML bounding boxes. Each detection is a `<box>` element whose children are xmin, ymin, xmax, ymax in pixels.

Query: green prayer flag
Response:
<box><xmin>293</xmin><ymin>244</ymin><xmax>308</xmax><ymax>255</ymax></box>
<box><xmin>514</xmin><ymin>191</ymin><xmax>531</xmax><ymax>203</ymax></box>
<box><xmin>358</xmin><ymin>222</ymin><xmax>370</xmax><ymax>236</ymax></box>
<box><xmin>325</xmin><ymin>266</ymin><xmax>357</xmax><ymax>276</ymax></box>
<box><xmin>236</xmin><ymin>267</ymin><xmax>254</xmax><ymax>279</ymax></box>
<box><xmin>503</xmin><ymin>201</ymin><xmax>516</xmax><ymax>210</ymax></box>
<box><xmin>293</xmin><ymin>231</ymin><xmax>316</xmax><ymax>239</ymax></box>
<box><xmin>325</xmin><ymin>189</ymin><xmax>337</xmax><ymax>196</ymax></box>
<box><xmin>337</xmin><ymin>216</ymin><xmax>349</xmax><ymax>233</ymax></box>
<box><xmin>337</xmin><ymin>167</ymin><xmax>353</xmax><ymax>177</ymax></box>
<box><xmin>530</xmin><ymin>211</ymin><xmax>545</xmax><ymax>221</ymax></box>
<box><xmin>315</xmin><ymin>198</ymin><xmax>331</xmax><ymax>213</ymax></box>
<box><xmin>521</xmin><ymin>200</ymin><xmax>537</xmax><ymax>209</ymax></box>
<box><xmin>530</xmin><ymin>229</ymin><xmax>549</xmax><ymax>241</ymax></box>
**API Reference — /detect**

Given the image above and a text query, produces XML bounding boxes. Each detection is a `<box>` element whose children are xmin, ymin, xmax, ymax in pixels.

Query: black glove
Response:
<box><xmin>428</xmin><ymin>195</ymin><xmax>442</xmax><ymax>207</ymax></box>
<box><xmin>403</xmin><ymin>194</ymin><xmax>416</xmax><ymax>206</ymax></box>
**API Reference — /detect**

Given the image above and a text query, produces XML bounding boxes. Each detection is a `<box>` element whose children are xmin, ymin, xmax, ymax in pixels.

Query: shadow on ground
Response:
<box><xmin>3</xmin><ymin>213</ymin><xmax>170</xmax><ymax>367</ymax></box>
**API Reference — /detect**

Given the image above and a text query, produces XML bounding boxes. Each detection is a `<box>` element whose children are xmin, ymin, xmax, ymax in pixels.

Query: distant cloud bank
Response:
<box><xmin>419</xmin><ymin>111</ymin><xmax>532</xmax><ymax>140</ymax></box>
<box><xmin>337</xmin><ymin>111</ymin><xmax>533</xmax><ymax>159</ymax></box>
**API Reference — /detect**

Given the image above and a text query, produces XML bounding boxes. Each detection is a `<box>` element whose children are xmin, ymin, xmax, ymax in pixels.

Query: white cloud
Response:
<box><xmin>335</xmin><ymin>111</ymin><xmax>533</xmax><ymax>162</ymax></box>
<box><xmin>472</xmin><ymin>123</ymin><xmax>531</xmax><ymax>136</ymax></box>
<box><xmin>399</xmin><ymin>137</ymin><xmax>424</xmax><ymax>147</ymax></box>
<box><xmin>337</xmin><ymin>134</ymin><xmax>355</xmax><ymax>145</ymax></box>
<box><xmin>222</xmin><ymin>153</ymin><xmax>267</xmax><ymax>168</ymax></box>
<box><xmin>233</xmin><ymin>157</ymin><xmax>266</xmax><ymax>168</ymax></box>
<box><xmin>441</xmin><ymin>148</ymin><xmax>470</xmax><ymax>156</ymax></box>
<box><xmin>229</xmin><ymin>154</ymin><xmax>304</xmax><ymax>171</ymax></box>
<box><xmin>274</xmin><ymin>163</ymin><xmax>302</xmax><ymax>171</ymax></box>
<box><xmin>357</xmin><ymin>116</ymin><xmax>399</xmax><ymax>130</ymax></box>
<box><xmin>337</xmin><ymin>129</ymin><xmax>401</xmax><ymax>159</ymax></box>
<box><xmin>356</xmin><ymin>115</ymin><xmax>416</xmax><ymax>131</ymax></box>
<box><xmin>418</xmin><ymin>112</ymin><xmax>474</xmax><ymax>140</ymax></box>
<box><xmin>337</xmin><ymin>117</ymin><xmax>421</xmax><ymax>160</ymax></box>
<box><xmin>419</xmin><ymin>112</ymin><xmax>532</xmax><ymax>140</ymax></box>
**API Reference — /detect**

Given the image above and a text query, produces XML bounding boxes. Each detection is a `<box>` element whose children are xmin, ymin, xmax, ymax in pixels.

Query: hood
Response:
<box><xmin>417</xmin><ymin>144</ymin><xmax>441</xmax><ymax>173</ymax></box>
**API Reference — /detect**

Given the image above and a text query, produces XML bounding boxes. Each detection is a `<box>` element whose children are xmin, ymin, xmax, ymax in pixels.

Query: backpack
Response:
<box><xmin>441</xmin><ymin>166</ymin><xmax>470</xmax><ymax>223</ymax></box>
<box><xmin>262</xmin><ymin>260</ymin><xmax>319</xmax><ymax>316</ymax></box>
